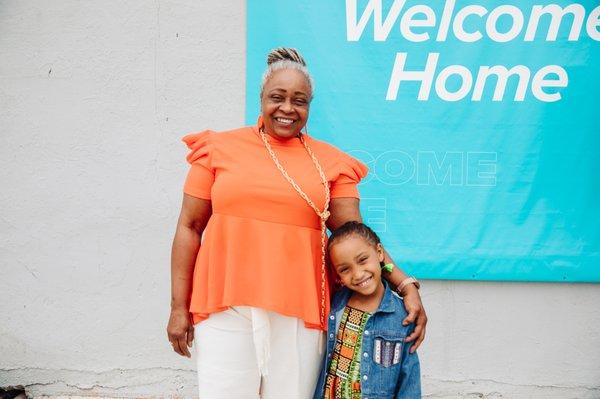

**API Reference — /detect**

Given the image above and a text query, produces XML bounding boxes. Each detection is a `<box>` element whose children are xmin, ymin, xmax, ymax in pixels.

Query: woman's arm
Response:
<box><xmin>167</xmin><ymin>194</ymin><xmax>212</xmax><ymax>357</ymax></box>
<box><xmin>327</xmin><ymin>197</ymin><xmax>427</xmax><ymax>352</ymax></box>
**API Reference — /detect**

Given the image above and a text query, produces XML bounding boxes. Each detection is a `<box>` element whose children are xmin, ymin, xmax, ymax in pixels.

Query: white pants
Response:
<box><xmin>194</xmin><ymin>306</ymin><xmax>323</xmax><ymax>399</ymax></box>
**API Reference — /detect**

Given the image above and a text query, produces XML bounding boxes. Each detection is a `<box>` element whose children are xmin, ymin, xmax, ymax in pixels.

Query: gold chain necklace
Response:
<box><xmin>259</xmin><ymin>128</ymin><xmax>330</xmax><ymax>327</ymax></box>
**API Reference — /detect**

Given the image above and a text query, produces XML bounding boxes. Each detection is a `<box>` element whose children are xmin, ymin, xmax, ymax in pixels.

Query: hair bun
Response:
<box><xmin>267</xmin><ymin>47</ymin><xmax>307</xmax><ymax>66</ymax></box>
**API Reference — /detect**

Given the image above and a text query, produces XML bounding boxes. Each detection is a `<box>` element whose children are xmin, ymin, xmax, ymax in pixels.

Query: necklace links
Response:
<box><xmin>259</xmin><ymin>129</ymin><xmax>330</xmax><ymax>327</ymax></box>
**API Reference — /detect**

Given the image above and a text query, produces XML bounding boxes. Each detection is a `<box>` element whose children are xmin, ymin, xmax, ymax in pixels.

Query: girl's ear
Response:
<box><xmin>376</xmin><ymin>243</ymin><xmax>385</xmax><ymax>262</ymax></box>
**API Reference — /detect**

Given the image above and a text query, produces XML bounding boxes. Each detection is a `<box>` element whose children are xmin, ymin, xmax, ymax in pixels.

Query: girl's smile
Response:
<box><xmin>329</xmin><ymin>234</ymin><xmax>385</xmax><ymax>300</ymax></box>
<box><xmin>354</xmin><ymin>275</ymin><xmax>374</xmax><ymax>288</ymax></box>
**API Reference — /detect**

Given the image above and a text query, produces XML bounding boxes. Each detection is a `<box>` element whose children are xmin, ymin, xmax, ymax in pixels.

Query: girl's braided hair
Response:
<box><xmin>328</xmin><ymin>221</ymin><xmax>385</xmax><ymax>269</ymax></box>
<box><xmin>328</xmin><ymin>221</ymin><xmax>382</xmax><ymax>250</ymax></box>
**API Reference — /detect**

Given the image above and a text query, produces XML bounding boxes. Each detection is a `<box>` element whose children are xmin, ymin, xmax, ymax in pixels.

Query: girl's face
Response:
<box><xmin>329</xmin><ymin>234</ymin><xmax>385</xmax><ymax>296</ymax></box>
<box><xmin>260</xmin><ymin>68</ymin><xmax>310</xmax><ymax>140</ymax></box>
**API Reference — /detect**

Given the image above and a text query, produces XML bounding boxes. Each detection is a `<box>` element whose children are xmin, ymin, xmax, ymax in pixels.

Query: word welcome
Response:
<box><xmin>350</xmin><ymin>149</ymin><xmax>497</xmax><ymax>186</ymax></box>
<box><xmin>346</xmin><ymin>0</ymin><xmax>600</xmax><ymax>102</ymax></box>
<box><xmin>346</xmin><ymin>0</ymin><xmax>600</xmax><ymax>42</ymax></box>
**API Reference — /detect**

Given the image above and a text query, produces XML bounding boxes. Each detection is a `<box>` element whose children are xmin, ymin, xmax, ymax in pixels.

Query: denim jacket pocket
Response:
<box><xmin>369</xmin><ymin>332</ymin><xmax>405</xmax><ymax>396</ymax></box>
<box><xmin>373</xmin><ymin>333</ymin><xmax>404</xmax><ymax>368</ymax></box>
<box><xmin>373</xmin><ymin>338</ymin><xmax>404</xmax><ymax>367</ymax></box>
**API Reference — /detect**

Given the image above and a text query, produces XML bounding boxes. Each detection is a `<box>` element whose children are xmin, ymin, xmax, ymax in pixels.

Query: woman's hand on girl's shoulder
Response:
<box><xmin>400</xmin><ymin>284</ymin><xmax>427</xmax><ymax>353</ymax></box>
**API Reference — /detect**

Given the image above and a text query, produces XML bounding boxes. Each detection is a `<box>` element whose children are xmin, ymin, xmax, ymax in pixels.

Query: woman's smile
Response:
<box><xmin>275</xmin><ymin>117</ymin><xmax>294</xmax><ymax>124</ymax></box>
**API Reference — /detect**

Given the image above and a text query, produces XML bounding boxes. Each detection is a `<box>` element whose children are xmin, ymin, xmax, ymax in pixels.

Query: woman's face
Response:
<box><xmin>260</xmin><ymin>68</ymin><xmax>311</xmax><ymax>139</ymax></box>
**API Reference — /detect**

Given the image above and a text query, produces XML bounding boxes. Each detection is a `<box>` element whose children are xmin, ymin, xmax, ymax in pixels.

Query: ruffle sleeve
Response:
<box><xmin>182</xmin><ymin>130</ymin><xmax>215</xmax><ymax>200</ymax></box>
<box><xmin>330</xmin><ymin>152</ymin><xmax>369</xmax><ymax>198</ymax></box>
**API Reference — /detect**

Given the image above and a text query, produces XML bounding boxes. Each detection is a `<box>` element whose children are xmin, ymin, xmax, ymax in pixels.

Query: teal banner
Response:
<box><xmin>246</xmin><ymin>1</ymin><xmax>600</xmax><ymax>282</ymax></box>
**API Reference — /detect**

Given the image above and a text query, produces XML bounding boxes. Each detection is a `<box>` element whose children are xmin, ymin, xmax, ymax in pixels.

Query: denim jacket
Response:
<box><xmin>313</xmin><ymin>282</ymin><xmax>421</xmax><ymax>399</ymax></box>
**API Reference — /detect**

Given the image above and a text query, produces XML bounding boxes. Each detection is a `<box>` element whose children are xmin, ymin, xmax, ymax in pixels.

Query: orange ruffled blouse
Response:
<box><xmin>182</xmin><ymin>122</ymin><xmax>368</xmax><ymax>330</ymax></box>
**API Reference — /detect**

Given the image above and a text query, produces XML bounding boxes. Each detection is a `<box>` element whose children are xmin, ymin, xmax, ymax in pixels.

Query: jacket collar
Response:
<box><xmin>332</xmin><ymin>280</ymin><xmax>397</xmax><ymax>314</ymax></box>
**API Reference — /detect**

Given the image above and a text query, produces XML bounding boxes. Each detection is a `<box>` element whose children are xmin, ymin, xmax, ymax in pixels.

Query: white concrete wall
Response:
<box><xmin>1</xmin><ymin>1</ymin><xmax>599</xmax><ymax>398</ymax></box>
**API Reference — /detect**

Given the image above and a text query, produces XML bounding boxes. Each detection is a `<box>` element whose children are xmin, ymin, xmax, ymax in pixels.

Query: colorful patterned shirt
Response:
<box><xmin>323</xmin><ymin>306</ymin><xmax>371</xmax><ymax>399</ymax></box>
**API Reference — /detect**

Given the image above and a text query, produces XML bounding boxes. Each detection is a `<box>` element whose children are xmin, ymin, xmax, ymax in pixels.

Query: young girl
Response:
<box><xmin>313</xmin><ymin>221</ymin><xmax>421</xmax><ymax>399</ymax></box>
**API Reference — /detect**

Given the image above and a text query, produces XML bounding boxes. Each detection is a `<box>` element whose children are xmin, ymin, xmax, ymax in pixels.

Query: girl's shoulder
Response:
<box><xmin>389</xmin><ymin>293</ymin><xmax>410</xmax><ymax>320</ymax></box>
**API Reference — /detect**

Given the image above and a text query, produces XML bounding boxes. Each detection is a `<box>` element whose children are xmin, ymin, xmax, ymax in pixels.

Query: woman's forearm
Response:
<box><xmin>170</xmin><ymin>195</ymin><xmax>212</xmax><ymax>312</ymax></box>
<box><xmin>381</xmin><ymin>248</ymin><xmax>413</xmax><ymax>293</ymax></box>
<box><xmin>382</xmin><ymin>249</ymin><xmax>422</xmax><ymax>300</ymax></box>
<box><xmin>170</xmin><ymin>223</ymin><xmax>201</xmax><ymax>311</ymax></box>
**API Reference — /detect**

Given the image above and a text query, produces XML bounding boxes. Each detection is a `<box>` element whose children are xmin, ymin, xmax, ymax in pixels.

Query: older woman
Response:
<box><xmin>167</xmin><ymin>48</ymin><xmax>427</xmax><ymax>398</ymax></box>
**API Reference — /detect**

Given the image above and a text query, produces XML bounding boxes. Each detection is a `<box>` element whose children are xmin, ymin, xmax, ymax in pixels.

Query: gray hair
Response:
<box><xmin>260</xmin><ymin>47</ymin><xmax>314</xmax><ymax>101</ymax></box>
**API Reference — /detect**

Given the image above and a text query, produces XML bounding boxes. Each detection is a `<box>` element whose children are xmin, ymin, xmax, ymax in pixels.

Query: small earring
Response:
<box><xmin>298</xmin><ymin>125</ymin><xmax>307</xmax><ymax>139</ymax></box>
<box><xmin>257</xmin><ymin>115</ymin><xmax>265</xmax><ymax>132</ymax></box>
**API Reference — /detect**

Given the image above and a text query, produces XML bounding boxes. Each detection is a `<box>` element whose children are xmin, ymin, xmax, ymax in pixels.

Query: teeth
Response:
<box><xmin>276</xmin><ymin>117</ymin><xmax>293</xmax><ymax>124</ymax></box>
<box><xmin>357</xmin><ymin>277</ymin><xmax>372</xmax><ymax>287</ymax></box>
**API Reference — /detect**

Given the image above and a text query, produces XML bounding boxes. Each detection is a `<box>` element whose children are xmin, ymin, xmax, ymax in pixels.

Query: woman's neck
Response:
<box><xmin>265</xmin><ymin>130</ymin><xmax>301</xmax><ymax>142</ymax></box>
